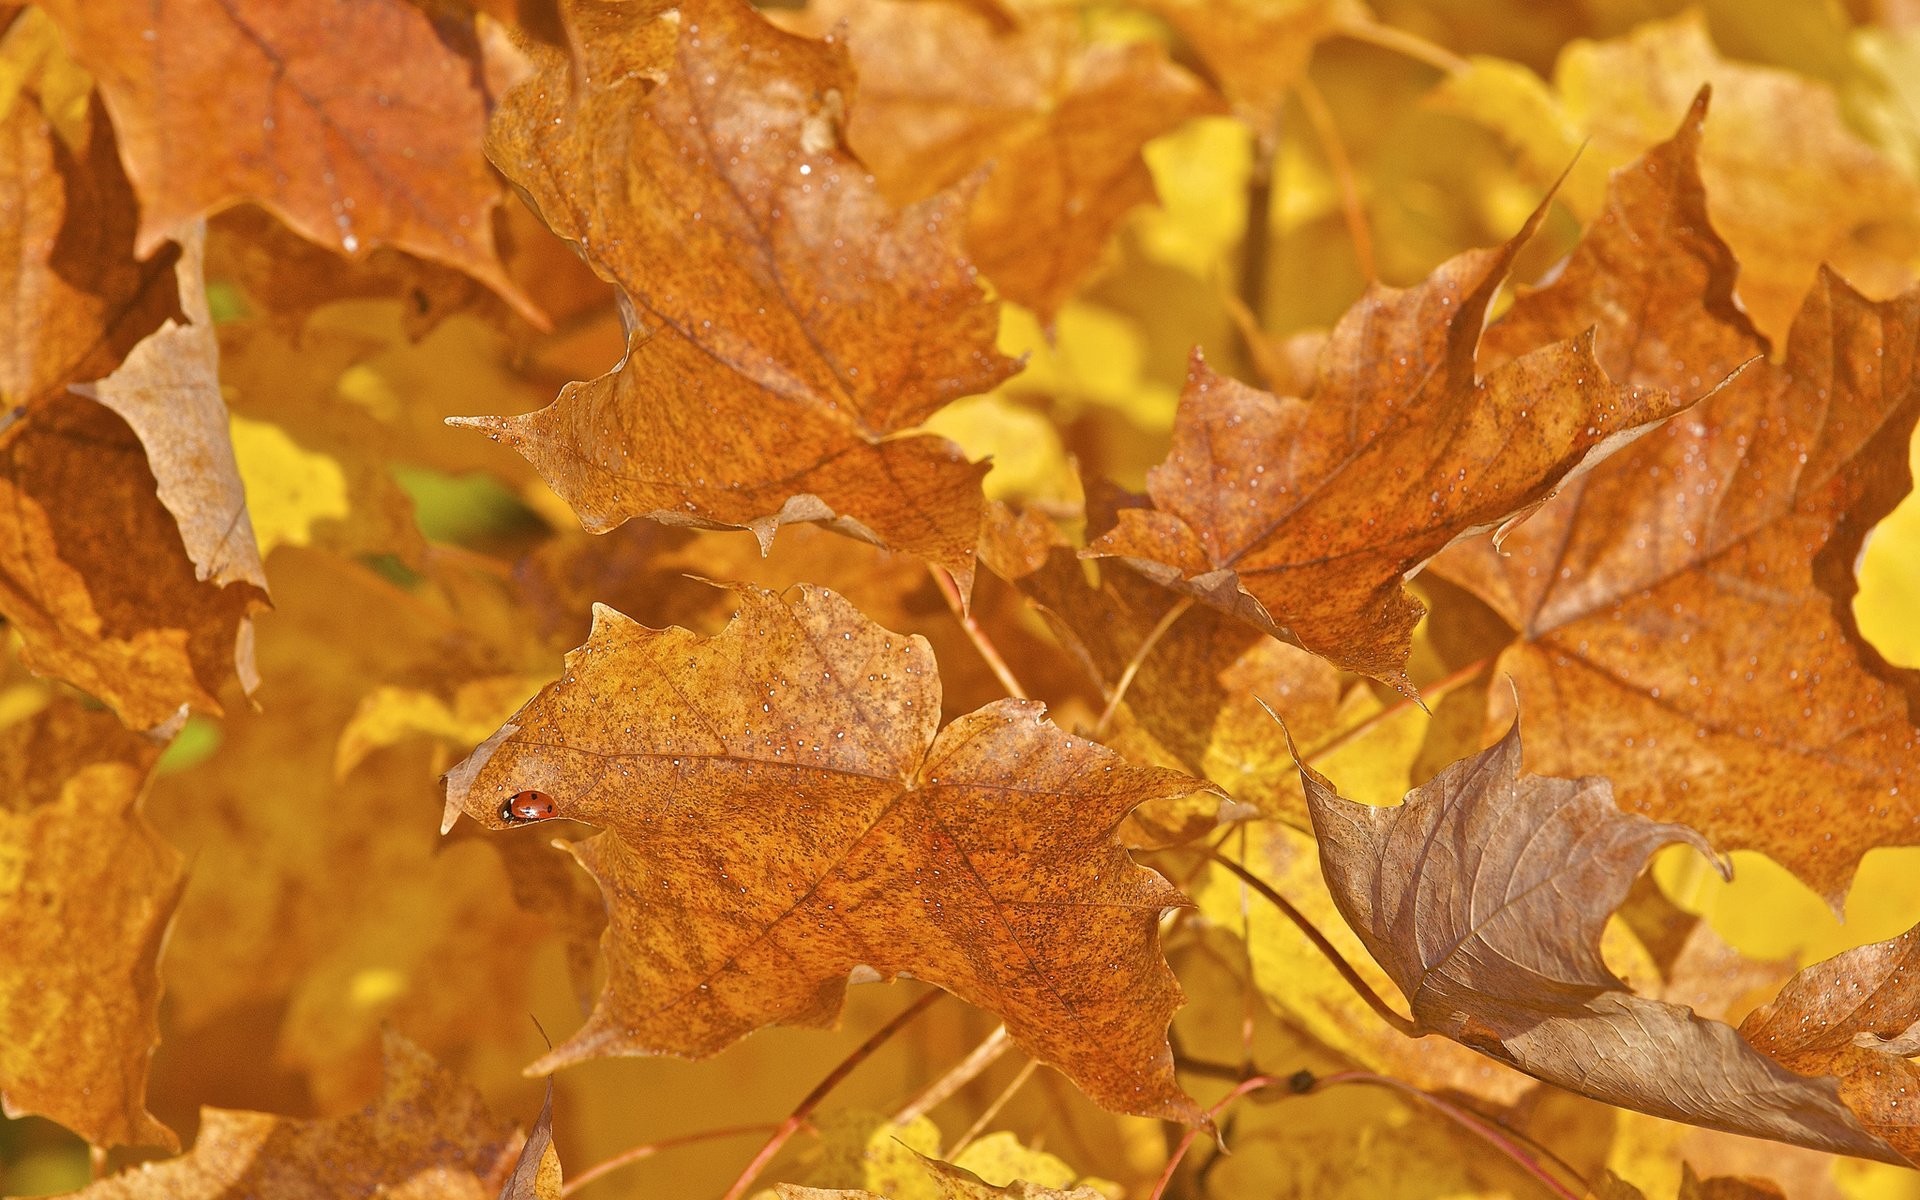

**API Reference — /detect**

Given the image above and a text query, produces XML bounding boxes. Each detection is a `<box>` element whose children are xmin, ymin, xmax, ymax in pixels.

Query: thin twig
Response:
<box><xmin>930</xmin><ymin>566</ymin><xmax>1030</xmax><ymax>700</ymax></box>
<box><xmin>1202</xmin><ymin>849</ymin><xmax>1418</xmax><ymax>1037</ymax></box>
<box><xmin>1146</xmin><ymin>1075</ymin><xmax>1281</xmax><ymax>1200</ymax></box>
<box><xmin>949</xmin><ymin>1056</ymin><xmax>1040</xmax><ymax>1157</ymax></box>
<box><xmin>1303</xmin><ymin>654</ymin><xmax>1492</xmax><ymax>763</ymax></box>
<box><xmin>1238</xmin><ymin>129</ymin><xmax>1278</xmax><ymax>335</ymax></box>
<box><xmin>718</xmin><ymin>989</ymin><xmax>946</xmax><ymax>1200</ymax></box>
<box><xmin>892</xmin><ymin>1024</ymin><xmax>1011</xmax><ymax>1127</ymax></box>
<box><xmin>560</xmin><ymin>1123</ymin><xmax>779</xmax><ymax>1196</ymax></box>
<box><xmin>1093</xmin><ymin>597</ymin><xmax>1194</xmax><ymax>739</ymax></box>
<box><xmin>1312</xmin><ymin>1071</ymin><xmax>1588</xmax><ymax>1200</ymax></box>
<box><xmin>1293</xmin><ymin>76</ymin><xmax>1376</xmax><ymax>282</ymax></box>
<box><xmin>1335</xmin><ymin>15</ymin><xmax>1471</xmax><ymax>74</ymax></box>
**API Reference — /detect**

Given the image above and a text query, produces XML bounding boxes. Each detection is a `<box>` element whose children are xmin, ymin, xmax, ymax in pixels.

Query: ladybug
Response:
<box><xmin>500</xmin><ymin>790</ymin><xmax>558</xmax><ymax>823</ymax></box>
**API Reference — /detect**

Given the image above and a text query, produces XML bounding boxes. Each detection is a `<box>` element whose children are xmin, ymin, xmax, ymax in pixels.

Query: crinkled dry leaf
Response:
<box><xmin>1302</xmin><ymin>723</ymin><xmax>1904</xmax><ymax>1164</ymax></box>
<box><xmin>800</xmin><ymin>0</ymin><xmax>1219</xmax><ymax>319</ymax></box>
<box><xmin>1437</xmin><ymin>94</ymin><xmax>1920</xmax><ymax>905</ymax></box>
<box><xmin>0</xmin><ymin>698</ymin><xmax>181</xmax><ymax>1150</ymax></box>
<box><xmin>74</xmin><ymin>1030</ymin><xmax>523</xmax><ymax>1198</ymax></box>
<box><xmin>442</xmin><ymin>583</ymin><xmax>1209</xmax><ymax>1125</ymax></box>
<box><xmin>0</xmin><ymin>392</ymin><xmax>263</xmax><ymax>730</ymax></box>
<box><xmin>1191</xmin><ymin>821</ymin><xmax>1532</xmax><ymax>1104</ymax></box>
<box><xmin>465</xmin><ymin>0</ymin><xmax>1015</xmax><ymax>584</ymax></box>
<box><xmin>498</xmin><ymin>1083</ymin><xmax>562</xmax><ymax>1200</ymax></box>
<box><xmin>39</xmin><ymin>0</ymin><xmax>532</xmax><ymax>317</ymax></box>
<box><xmin>1741</xmin><ymin>922</ymin><xmax>1920</xmax><ymax>1159</ymax></box>
<box><xmin>1086</xmin><ymin>193</ymin><xmax>1701</xmax><ymax>692</ymax></box>
<box><xmin>75</xmin><ymin>225</ymin><xmax>265</xmax><ymax>592</ymax></box>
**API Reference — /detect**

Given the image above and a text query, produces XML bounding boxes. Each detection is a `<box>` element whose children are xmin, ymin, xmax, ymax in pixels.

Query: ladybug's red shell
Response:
<box><xmin>501</xmin><ymin>790</ymin><xmax>558</xmax><ymax>822</ymax></box>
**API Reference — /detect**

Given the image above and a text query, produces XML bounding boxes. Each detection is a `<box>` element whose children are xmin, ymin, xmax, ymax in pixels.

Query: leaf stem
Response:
<box><xmin>1238</xmin><ymin>132</ymin><xmax>1277</xmax><ymax>332</ymax></box>
<box><xmin>718</xmin><ymin>988</ymin><xmax>946</xmax><ymax>1200</ymax></box>
<box><xmin>1304</xmin><ymin>654</ymin><xmax>1492</xmax><ymax>763</ymax></box>
<box><xmin>1293</xmin><ymin>76</ymin><xmax>1375</xmax><ymax>282</ymax></box>
<box><xmin>891</xmin><ymin>1023</ymin><xmax>1011</xmax><ymax>1127</ymax></box>
<box><xmin>1201</xmin><ymin>849</ymin><xmax>1419</xmax><ymax>1038</ymax></box>
<box><xmin>1309</xmin><ymin>1071</ymin><xmax>1589</xmax><ymax>1200</ymax></box>
<box><xmin>1146</xmin><ymin>1075</ymin><xmax>1282</xmax><ymax>1200</ymax></box>
<box><xmin>931</xmin><ymin>566</ymin><xmax>1030</xmax><ymax>700</ymax></box>
<box><xmin>1334</xmin><ymin>15</ymin><xmax>1471</xmax><ymax>75</ymax></box>
<box><xmin>948</xmin><ymin>1056</ymin><xmax>1040</xmax><ymax>1158</ymax></box>
<box><xmin>1093</xmin><ymin>597</ymin><xmax>1194</xmax><ymax>739</ymax></box>
<box><xmin>560</xmin><ymin>1123</ymin><xmax>780</xmax><ymax>1196</ymax></box>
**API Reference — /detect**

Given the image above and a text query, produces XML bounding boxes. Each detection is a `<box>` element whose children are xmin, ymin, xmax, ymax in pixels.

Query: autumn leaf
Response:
<box><xmin>0</xmin><ymin>697</ymin><xmax>181</xmax><ymax>1151</ymax></box>
<box><xmin>1437</xmin><ymin>92</ymin><xmax>1920</xmax><ymax>905</ymax></box>
<box><xmin>1300</xmin><ymin>721</ymin><xmax>1904</xmax><ymax>1164</ymax></box>
<box><xmin>462</xmin><ymin>0</ymin><xmax>1016</xmax><ymax>585</ymax></box>
<box><xmin>497</xmin><ymin>1083</ymin><xmax>563</xmax><ymax>1200</ymax></box>
<box><xmin>1085</xmin><ymin>187</ymin><xmax>1704</xmax><ymax>691</ymax></box>
<box><xmin>796</xmin><ymin>0</ymin><xmax>1220</xmax><ymax>319</ymax></box>
<box><xmin>0</xmin><ymin>392</ymin><xmax>264</xmax><ymax>730</ymax></box>
<box><xmin>1507</xmin><ymin>13</ymin><xmax>1920</xmax><ymax>344</ymax></box>
<box><xmin>38</xmin><ymin>0</ymin><xmax>535</xmax><ymax>320</ymax></box>
<box><xmin>71</xmin><ymin>1031</ymin><xmax>524</xmax><ymax>1198</ymax></box>
<box><xmin>0</xmin><ymin>12</ymin><xmax>179</xmax><ymax>414</ymax></box>
<box><xmin>1740</xmin><ymin>921</ymin><xmax>1920</xmax><ymax>1159</ymax></box>
<box><xmin>442</xmin><ymin>582</ymin><xmax>1209</xmax><ymax>1125</ymax></box>
<box><xmin>75</xmin><ymin>226</ymin><xmax>266</xmax><ymax>593</ymax></box>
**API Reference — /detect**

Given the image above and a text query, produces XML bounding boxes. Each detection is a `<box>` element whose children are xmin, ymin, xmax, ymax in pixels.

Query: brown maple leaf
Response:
<box><xmin>1301</xmin><ymin>722</ymin><xmax>1904</xmax><ymax>1164</ymax></box>
<box><xmin>73</xmin><ymin>1030</ymin><xmax>524</xmax><ymax>1198</ymax></box>
<box><xmin>460</xmin><ymin>0</ymin><xmax>1017</xmax><ymax>587</ymax></box>
<box><xmin>0</xmin><ymin>393</ymin><xmax>263</xmax><ymax>730</ymax></box>
<box><xmin>0</xmin><ymin>696</ymin><xmax>182</xmax><ymax>1151</ymax></box>
<box><xmin>442</xmin><ymin>582</ymin><xmax>1210</xmax><ymax>1125</ymax></box>
<box><xmin>1084</xmin><ymin>189</ymin><xmax>1706</xmax><ymax>692</ymax></box>
<box><xmin>795</xmin><ymin>0</ymin><xmax>1220</xmax><ymax>320</ymax></box>
<box><xmin>76</xmin><ymin>227</ymin><xmax>266</xmax><ymax>593</ymax></box>
<box><xmin>38</xmin><ymin>0</ymin><xmax>535</xmax><ymax>320</ymax></box>
<box><xmin>1437</xmin><ymin>92</ymin><xmax>1920</xmax><ymax>905</ymax></box>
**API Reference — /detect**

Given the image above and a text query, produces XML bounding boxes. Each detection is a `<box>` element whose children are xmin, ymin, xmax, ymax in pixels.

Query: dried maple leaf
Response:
<box><xmin>0</xmin><ymin>393</ymin><xmax>263</xmax><ymax>730</ymax></box>
<box><xmin>1301</xmin><ymin>723</ymin><xmax>1903</xmax><ymax>1164</ymax></box>
<box><xmin>1437</xmin><ymin>93</ymin><xmax>1920</xmax><ymax>904</ymax></box>
<box><xmin>0</xmin><ymin>697</ymin><xmax>182</xmax><ymax>1150</ymax></box>
<box><xmin>795</xmin><ymin>0</ymin><xmax>1219</xmax><ymax>319</ymax></box>
<box><xmin>463</xmin><ymin>0</ymin><xmax>1016</xmax><ymax>586</ymax></box>
<box><xmin>1740</xmin><ymin>921</ymin><xmax>1920</xmax><ymax>1159</ymax></box>
<box><xmin>76</xmin><ymin>227</ymin><xmax>266</xmax><ymax>592</ymax></box>
<box><xmin>442</xmin><ymin>583</ymin><xmax>1209</xmax><ymax>1125</ymax></box>
<box><xmin>1085</xmin><ymin>193</ymin><xmax>1702</xmax><ymax>692</ymax></box>
<box><xmin>38</xmin><ymin>0</ymin><xmax>534</xmax><ymax>320</ymax></box>
<box><xmin>74</xmin><ymin>1030</ymin><xmax>524</xmax><ymax>1198</ymax></box>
